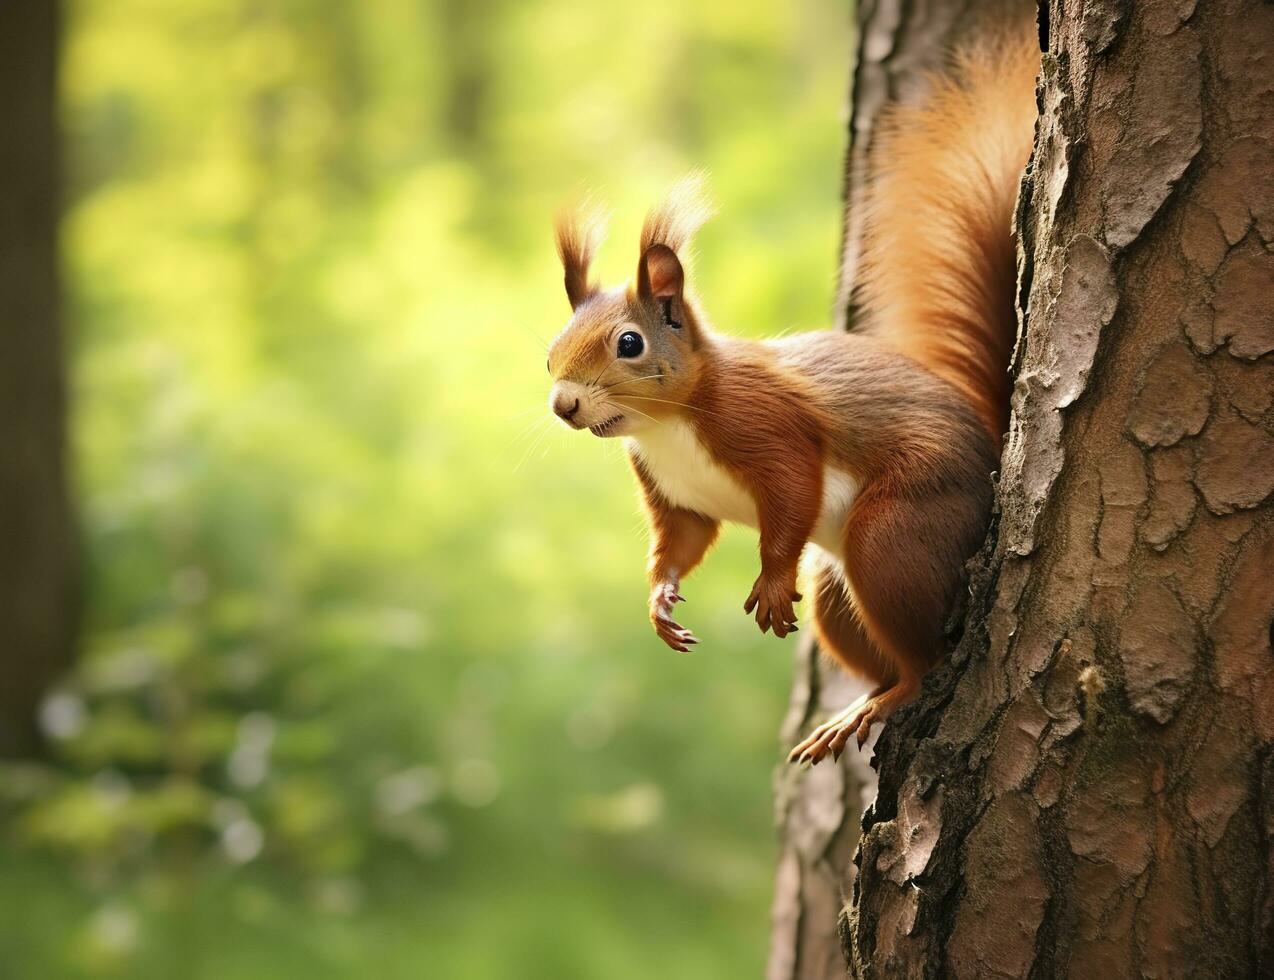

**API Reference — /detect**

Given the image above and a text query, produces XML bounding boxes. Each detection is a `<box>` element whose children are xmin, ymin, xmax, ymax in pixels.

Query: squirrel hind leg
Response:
<box><xmin>839</xmin><ymin>483</ymin><xmax>965</xmax><ymax>677</ymax></box>
<box><xmin>787</xmin><ymin>558</ymin><xmax>895</xmax><ymax>766</ymax></box>
<box><xmin>808</xmin><ymin>556</ymin><xmax>893</xmax><ymax>685</ymax></box>
<box><xmin>789</xmin><ymin>487</ymin><xmax>968</xmax><ymax>765</ymax></box>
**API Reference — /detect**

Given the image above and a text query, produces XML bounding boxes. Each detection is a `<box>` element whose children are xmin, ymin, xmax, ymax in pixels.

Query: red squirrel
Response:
<box><xmin>545</xmin><ymin>32</ymin><xmax>1039</xmax><ymax>764</ymax></box>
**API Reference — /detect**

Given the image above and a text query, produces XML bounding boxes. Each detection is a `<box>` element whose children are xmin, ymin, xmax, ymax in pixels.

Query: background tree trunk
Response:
<box><xmin>846</xmin><ymin>0</ymin><xmax>1274</xmax><ymax>976</ymax></box>
<box><xmin>0</xmin><ymin>1</ymin><xmax>76</xmax><ymax>756</ymax></box>
<box><xmin>833</xmin><ymin>0</ymin><xmax>1003</xmax><ymax>331</ymax></box>
<box><xmin>768</xmin><ymin>3</ymin><xmax>1018</xmax><ymax>977</ymax></box>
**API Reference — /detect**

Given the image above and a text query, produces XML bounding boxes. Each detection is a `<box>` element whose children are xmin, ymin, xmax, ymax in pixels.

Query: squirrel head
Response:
<box><xmin>546</xmin><ymin>175</ymin><xmax>714</xmax><ymax>438</ymax></box>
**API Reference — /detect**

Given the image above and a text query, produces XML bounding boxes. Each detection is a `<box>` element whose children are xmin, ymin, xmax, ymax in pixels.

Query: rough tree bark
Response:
<box><xmin>0</xmin><ymin>1</ymin><xmax>76</xmax><ymax>756</ymax></box>
<box><xmin>768</xmin><ymin>3</ymin><xmax>1020</xmax><ymax>977</ymax></box>
<box><xmin>846</xmin><ymin>0</ymin><xmax>1274</xmax><ymax>977</ymax></box>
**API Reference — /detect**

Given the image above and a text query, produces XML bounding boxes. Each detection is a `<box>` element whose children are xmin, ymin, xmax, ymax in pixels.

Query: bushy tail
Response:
<box><xmin>857</xmin><ymin>25</ymin><xmax>1040</xmax><ymax>449</ymax></box>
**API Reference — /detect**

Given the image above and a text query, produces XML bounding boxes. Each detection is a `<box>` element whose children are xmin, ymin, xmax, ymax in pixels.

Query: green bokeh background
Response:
<box><xmin>0</xmin><ymin>1</ymin><xmax>849</xmax><ymax>976</ymax></box>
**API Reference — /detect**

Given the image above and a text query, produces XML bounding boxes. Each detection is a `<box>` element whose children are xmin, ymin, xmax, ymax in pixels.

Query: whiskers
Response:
<box><xmin>600</xmin><ymin>373</ymin><xmax>664</xmax><ymax>391</ymax></box>
<box><xmin>589</xmin><ymin>362</ymin><xmax>615</xmax><ymax>388</ymax></box>
<box><xmin>611</xmin><ymin>400</ymin><xmax>660</xmax><ymax>426</ymax></box>
<box><xmin>598</xmin><ymin>377</ymin><xmax>719</xmax><ymax>419</ymax></box>
<box><xmin>511</xmin><ymin>413</ymin><xmax>559</xmax><ymax>474</ymax></box>
<box><xmin>515</xmin><ymin>320</ymin><xmax>551</xmax><ymax>354</ymax></box>
<box><xmin>611</xmin><ymin>393</ymin><xmax>722</xmax><ymax>419</ymax></box>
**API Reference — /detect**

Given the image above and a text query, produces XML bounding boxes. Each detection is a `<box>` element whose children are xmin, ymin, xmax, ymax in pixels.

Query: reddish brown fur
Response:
<box><xmin>692</xmin><ymin>347</ymin><xmax>826</xmax><ymax>634</ymax></box>
<box><xmin>630</xmin><ymin>456</ymin><xmax>721</xmax><ymax>650</ymax></box>
<box><xmin>554</xmin><ymin>203</ymin><xmax>606</xmax><ymax>310</ymax></box>
<box><xmin>546</xmin><ymin>27</ymin><xmax>1039</xmax><ymax>762</ymax></box>
<box><xmin>810</xmin><ymin>560</ymin><xmax>889</xmax><ymax>682</ymax></box>
<box><xmin>857</xmin><ymin>27</ymin><xmax>1040</xmax><ymax>449</ymax></box>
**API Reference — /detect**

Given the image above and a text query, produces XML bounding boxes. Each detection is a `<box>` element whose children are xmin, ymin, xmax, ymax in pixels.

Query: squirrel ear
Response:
<box><xmin>638</xmin><ymin>244</ymin><xmax>683</xmax><ymax>301</ymax></box>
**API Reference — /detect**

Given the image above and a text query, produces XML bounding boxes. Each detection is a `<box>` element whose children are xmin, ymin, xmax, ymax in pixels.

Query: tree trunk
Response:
<box><xmin>768</xmin><ymin>3</ymin><xmax>1017</xmax><ymax>977</ymax></box>
<box><xmin>769</xmin><ymin>641</ymin><xmax>874</xmax><ymax>980</ymax></box>
<box><xmin>0</xmin><ymin>1</ymin><xmax>75</xmax><ymax>756</ymax></box>
<box><xmin>847</xmin><ymin>1</ymin><xmax>1274</xmax><ymax>977</ymax></box>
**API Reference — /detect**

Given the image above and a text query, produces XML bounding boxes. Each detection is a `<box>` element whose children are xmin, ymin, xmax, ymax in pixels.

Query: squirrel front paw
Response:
<box><xmin>649</xmin><ymin>581</ymin><xmax>698</xmax><ymax>653</ymax></box>
<box><xmin>743</xmin><ymin>574</ymin><xmax>801</xmax><ymax>638</ymax></box>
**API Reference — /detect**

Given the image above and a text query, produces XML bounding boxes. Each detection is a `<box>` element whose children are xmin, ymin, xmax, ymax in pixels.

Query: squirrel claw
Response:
<box><xmin>787</xmin><ymin>686</ymin><xmax>907</xmax><ymax>765</ymax></box>
<box><xmin>745</xmin><ymin>575</ymin><xmax>801</xmax><ymax>638</ymax></box>
<box><xmin>650</xmin><ymin>581</ymin><xmax>699</xmax><ymax>652</ymax></box>
<box><xmin>656</xmin><ymin>621</ymin><xmax>698</xmax><ymax>652</ymax></box>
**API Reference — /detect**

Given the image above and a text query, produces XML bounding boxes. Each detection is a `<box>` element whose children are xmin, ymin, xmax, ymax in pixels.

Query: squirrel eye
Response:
<box><xmin>616</xmin><ymin>331</ymin><xmax>644</xmax><ymax>359</ymax></box>
<box><xmin>546</xmin><ymin>357</ymin><xmax>551</xmax><ymax>374</ymax></box>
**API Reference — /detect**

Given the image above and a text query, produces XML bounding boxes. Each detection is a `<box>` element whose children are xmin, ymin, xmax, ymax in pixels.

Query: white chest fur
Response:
<box><xmin>629</xmin><ymin>419</ymin><xmax>859</xmax><ymax>554</ymax></box>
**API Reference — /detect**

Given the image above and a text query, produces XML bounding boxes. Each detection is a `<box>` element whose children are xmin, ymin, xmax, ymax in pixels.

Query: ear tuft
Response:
<box><xmin>554</xmin><ymin>200</ymin><xmax>608</xmax><ymax>310</ymax></box>
<box><xmin>636</xmin><ymin>173</ymin><xmax>713</xmax><ymax>309</ymax></box>
<box><xmin>639</xmin><ymin>171</ymin><xmax>715</xmax><ymax>258</ymax></box>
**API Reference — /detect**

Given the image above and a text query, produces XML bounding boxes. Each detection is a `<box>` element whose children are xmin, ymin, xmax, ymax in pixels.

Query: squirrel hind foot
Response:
<box><xmin>788</xmin><ymin>678</ymin><xmax>920</xmax><ymax>765</ymax></box>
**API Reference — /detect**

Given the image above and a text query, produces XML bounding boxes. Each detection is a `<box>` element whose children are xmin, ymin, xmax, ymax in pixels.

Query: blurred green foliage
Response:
<box><xmin>0</xmin><ymin>0</ymin><xmax>848</xmax><ymax>976</ymax></box>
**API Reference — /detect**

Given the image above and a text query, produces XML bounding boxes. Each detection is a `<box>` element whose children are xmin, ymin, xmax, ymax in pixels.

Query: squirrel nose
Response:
<box><xmin>553</xmin><ymin>394</ymin><xmax>581</xmax><ymax>425</ymax></box>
